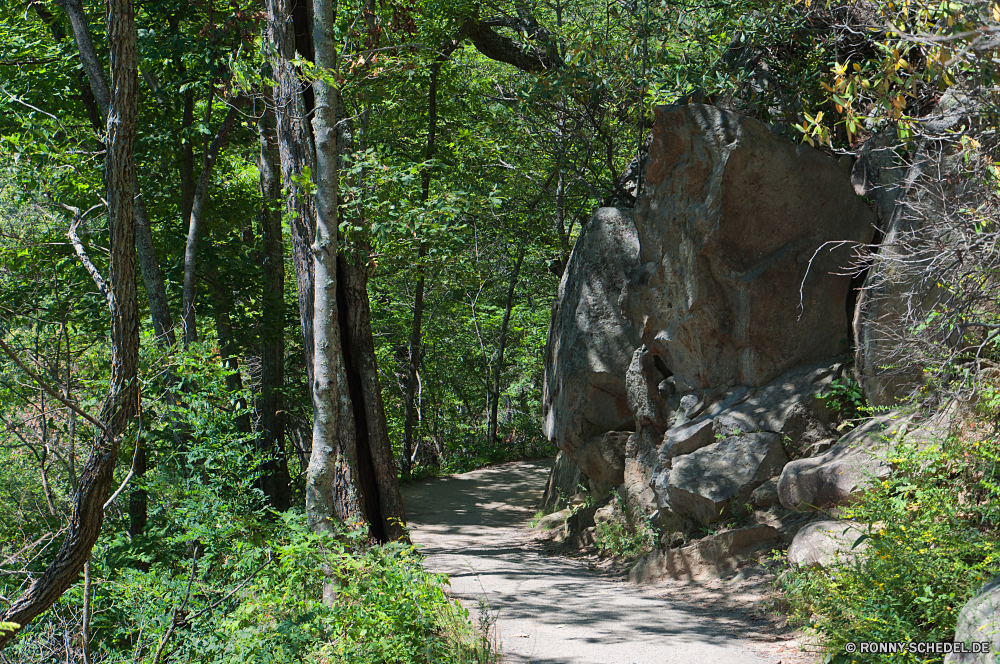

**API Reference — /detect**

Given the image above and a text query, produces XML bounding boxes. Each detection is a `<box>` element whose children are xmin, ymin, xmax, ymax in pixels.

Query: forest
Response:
<box><xmin>1</xmin><ymin>0</ymin><xmax>998</xmax><ymax>662</ymax></box>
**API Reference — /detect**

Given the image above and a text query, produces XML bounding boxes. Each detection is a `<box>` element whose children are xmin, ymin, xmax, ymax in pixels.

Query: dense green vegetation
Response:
<box><xmin>1</xmin><ymin>0</ymin><xmax>998</xmax><ymax>660</ymax></box>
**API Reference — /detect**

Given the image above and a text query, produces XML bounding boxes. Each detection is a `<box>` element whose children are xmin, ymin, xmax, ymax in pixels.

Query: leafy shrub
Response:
<box><xmin>780</xmin><ymin>424</ymin><xmax>1000</xmax><ymax>663</ymax></box>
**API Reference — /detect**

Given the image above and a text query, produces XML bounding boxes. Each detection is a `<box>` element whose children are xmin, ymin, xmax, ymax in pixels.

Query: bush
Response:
<box><xmin>780</xmin><ymin>422</ymin><xmax>1000</xmax><ymax>663</ymax></box>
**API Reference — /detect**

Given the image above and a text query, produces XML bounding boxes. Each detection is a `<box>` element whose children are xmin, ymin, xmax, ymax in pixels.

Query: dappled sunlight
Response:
<box><xmin>403</xmin><ymin>460</ymin><xmax>769</xmax><ymax>664</ymax></box>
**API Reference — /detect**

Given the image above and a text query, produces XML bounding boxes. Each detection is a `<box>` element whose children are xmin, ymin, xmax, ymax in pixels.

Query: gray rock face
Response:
<box><xmin>710</xmin><ymin>360</ymin><xmax>839</xmax><ymax>455</ymax></box>
<box><xmin>540</xmin><ymin>451</ymin><xmax>583</xmax><ymax>510</ymax></box>
<box><xmin>777</xmin><ymin>415</ymin><xmax>900</xmax><ymax>512</ymax></box>
<box><xmin>947</xmin><ymin>575</ymin><xmax>1000</xmax><ymax>664</ymax></box>
<box><xmin>662</xmin><ymin>432</ymin><xmax>788</xmax><ymax>526</ymax></box>
<box><xmin>623</xmin><ymin>104</ymin><xmax>875</xmax><ymax>392</ymax></box>
<box><xmin>542</xmin><ymin>208</ymin><xmax>641</xmax><ymax>455</ymax></box>
<box><xmin>574</xmin><ymin>431</ymin><xmax>629</xmax><ymax>496</ymax></box>
<box><xmin>787</xmin><ymin>520</ymin><xmax>868</xmax><ymax>568</ymax></box>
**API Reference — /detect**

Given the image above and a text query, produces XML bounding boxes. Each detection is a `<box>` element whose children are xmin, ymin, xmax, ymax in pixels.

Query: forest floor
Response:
<box><xmin>401</xmin><ymin>459</ymin><xmax>820</xmax><ymax>664</ymax></box>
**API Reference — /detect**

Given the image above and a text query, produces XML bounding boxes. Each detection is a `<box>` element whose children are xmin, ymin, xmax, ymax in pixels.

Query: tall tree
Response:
<box><xmin>0</xmin><ymin>0</ymin><xmax>140</xmax><ymax>643</ymax></box>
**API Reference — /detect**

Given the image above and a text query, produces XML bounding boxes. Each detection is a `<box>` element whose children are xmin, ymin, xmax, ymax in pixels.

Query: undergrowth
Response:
<box><xmin>780</xmin><ymin>420</ymin><xmax>1000</xmax><ymax>663</ymax></box>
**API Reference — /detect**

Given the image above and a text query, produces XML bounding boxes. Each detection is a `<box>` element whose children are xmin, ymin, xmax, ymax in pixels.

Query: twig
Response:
<box><xmin>183</xmin><ymin>550</ymin><xmax>273</xmax><ymax>623</ymax></box>
<box><xmin>62</xmin><ymin>203</ymin><xmax>111</xmax><ymax>304</ymax></box>
<box><xmin>797</xmin><ymin>240</ymin><xmax>860</xmax><ymax>321</ymax></box>
<box><xmin>103</xmin><ymin>395</ymin><xmax>144</xmax><ymax>511</ymax></box>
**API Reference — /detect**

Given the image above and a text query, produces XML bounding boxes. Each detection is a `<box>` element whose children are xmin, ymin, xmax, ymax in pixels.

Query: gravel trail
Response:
<box><xmin>402</xmin><ymin>459</ymin><xmax>807</xmax><ymax>664</ymax></box>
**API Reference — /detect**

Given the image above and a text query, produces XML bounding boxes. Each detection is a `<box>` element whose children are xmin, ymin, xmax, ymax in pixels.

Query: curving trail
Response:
<box><xmin>402</xmin><ymin>459</ymin><xmax>798</xmax><ymax>664</ymax></box>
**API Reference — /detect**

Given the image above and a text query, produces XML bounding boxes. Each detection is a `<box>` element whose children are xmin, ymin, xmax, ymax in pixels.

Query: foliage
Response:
<box><xmin>780</xmin><ymin>422</ymin><xmax>1000</xmax><ymax>662</ymax></box>
<box><xmin>593</xmin><ymin>491</ymin><xmax>655</xmax><ymax>559</ymax></box>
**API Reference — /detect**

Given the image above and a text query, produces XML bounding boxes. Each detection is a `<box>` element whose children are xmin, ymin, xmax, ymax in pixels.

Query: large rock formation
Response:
<box><xmin>622</xmin><ymin>104</ymin><xmax>876</xmax><ymax>392</ymax></box>
<box><xmin>542</xmin><ymin>208</ymin><xmax>641</xmax><ymax>456</ymax></box>
<box><xmin>648</xmin><ymin>359</ymin><xmax>842</xmax><ymax>527</ymax></box>
<box><xmin>541</xmin><ymin>104</ymin><xmax>877</xmax><ymax>546</ymax></box>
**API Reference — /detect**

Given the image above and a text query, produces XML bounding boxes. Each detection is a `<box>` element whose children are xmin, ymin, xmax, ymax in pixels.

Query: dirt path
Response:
<box><xmin>402</xmin><ymin>459</ymin><xmax>813</xmax><ymax>664</ymax></box>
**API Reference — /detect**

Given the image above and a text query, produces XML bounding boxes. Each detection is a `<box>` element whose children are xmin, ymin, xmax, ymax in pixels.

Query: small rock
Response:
<box><xmin>787</xmin><ymin>520</ymin><xmax>868</xmax><ymax>568</ymax></box>
<box><xmin>536</xmin><ymin>509</ymin><xmax>572</xmax><ymax>531</ymax></box>
<box><xmin>629</xmin><ymin>524</ymin><xmax>780</xmax><ymax>582</ymax></box>
<box><xmin>750</xmin><ymin>477</ymin><xmax>780</xmax><ymax>508</ymax></box>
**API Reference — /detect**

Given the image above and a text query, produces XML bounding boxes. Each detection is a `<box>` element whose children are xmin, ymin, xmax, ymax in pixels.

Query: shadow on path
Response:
<box><xmin>402</xmin><ymin>459</ymin><xmax>773</xmax><ymax>664</ymax></box>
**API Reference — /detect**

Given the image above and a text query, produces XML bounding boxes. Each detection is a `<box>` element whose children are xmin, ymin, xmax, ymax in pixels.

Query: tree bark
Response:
<box><xmin>57</xmin><ymin>0</ymin><xmax>175</xmax><ymax>347</ymax></box>
<box><xmin>181</xmin><ymin>102</ymin><xmax>243</xmax><ymax>346</ymax></box>
<box><xmin>257</xmin><ymin>102</ymin><xmax>291</xmax><ymax>511</ymax></box>
<box><xmin>339</xmin><ymin>252</ymin><xmax>407</xmax><ymax>541</ymax></box>
<box><xmin>488</xmin><ymin>246</ymin><xmax>526</xmax><ymax>445</ymax></box>
<box><xmin>0</xmin><ymin>0</ymin><xmax>139</xmax><ymax>643</ymax></box>
<box><xmin>266</xmin><ymin>0</ymin><xmax>317</xmax><ymax>383</ymax></box>
<box><xmin>306</xmin><ymin>0</ymin><xmax>363</xmax><ymax>534</ymax></box>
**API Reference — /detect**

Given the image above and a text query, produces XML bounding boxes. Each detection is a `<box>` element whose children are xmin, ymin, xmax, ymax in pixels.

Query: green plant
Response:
<box><xmin>780</xmin><ymin>426</ymin><xmax>1000</xmax><ymax>662</ymax></box>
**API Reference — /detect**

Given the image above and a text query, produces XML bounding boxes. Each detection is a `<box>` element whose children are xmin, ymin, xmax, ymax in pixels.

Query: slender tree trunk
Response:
<box><xmin>307</xmin><ymin>0</ymin><xmax>361</xmax><ymax>534</ymax></box>
<box><xmin>181</xmin><ymin>102</ymin><xmax>243</xmax><ymax>346</ymax></box>
<box><xmin>488</xmin><ymin>246</ymin><xmax>526</xmax><ymax>445</ymax></box>
<box><xmin>0</xmin><ymin>0</ymin><xmax>139</xmax><ymax>642</ymax></box>
<box><xmin>401</xmin><ymin>49</ymin><xmax>454</xmax><ymax>474</ymax></box>
<box><xmin>402</xmin><ymin>244</ymin><xmax>425</xmax><ymax>476</ymax></box>
<box><xmin>257</xmin><ymin>102</ymin><xmax>291</xmax><ymax>510</ymax></box>
<box><xmin>205</xmin><ymin>263</ymin><xmax>254</xmax><ymax>437</ymax></box>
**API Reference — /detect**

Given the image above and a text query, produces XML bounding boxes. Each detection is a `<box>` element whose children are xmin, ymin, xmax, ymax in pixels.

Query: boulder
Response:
<box><xmin>574</xmin><ymin>431</ymin><xmax>630</xmax><ymax>496</ymax></box>
<box><xmin>629</xmin><ymin>524</ymin><xmax>780</xmax><ymax>582</ymax></box>
<box><xmin>947</xmin><ymin>574</ymin><xmax>1000</xmax><ymax>663</ymax></box>
<box><xmin>535</xmin><ymin>508</ymin><xmax>572</xmax><ymax>531</ymax></box>
<box><xmin>787</xmin><ymin>520</ymin><xmax>868</xmax><ymax>568</ymax></box>
<box><xmin>542</xmin><ymin>208</ymin><xmax>641</xmax><ymax>455</ymax></box>
<box><xmin>777</xmin><ymin>414</ymin><xmax>902</xmax><ymax>511</ymax></box>
<box><xmin>660</xmin><ymin>432</ymin><xmax>788</xmax><ymax>526</ymax></box>
<box><xmin>622</xmin><ymin>104</ymin><xmax>875</xmax><ymax>392</ymax></box>
<box><xmin>710</xmin><ymin>359</ymin><xmax>840</xmax><ymax>456</ymax></box>
<box><xmin>658</xmin><ymin>417</ymin><xmax>716</xmax><ymax>462</ymax></box>
<box><xmin>539</xmin><ymin>451</ymin><xmax>584</xmax><ymax>511</ymax></box>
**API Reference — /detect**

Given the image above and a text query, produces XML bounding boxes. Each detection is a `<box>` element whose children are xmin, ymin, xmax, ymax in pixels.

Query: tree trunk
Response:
<box><xmin>307</xmin><ymin>0</ymin><xmax>361</xmax><ymax>534</ymax></box>
<box><xmin>58</xmin><ymin>0</ymin><xmax>175</xmax><ymax>347</ymax></box>
<box><xmin>205</xmin><ymin>263</ymin><xmax>254</xmax><ymax>437</ymax></box>
<box><xmin>488</xmin><ymin>246</ymin><xmax>526</xmax><ymax>445</ymax></box>
<box><xmin>339</xmin><ymin>250</ymin><xmax>407</xmax><ymax>541</ymax></box>
<box><xmin>402</xmin><ymin>243</ymin><xmax>425</xmax><ymax>476</ymax></box>
<box><xmin>0</xmin><ymin>0</ymin><xmax>139</xmax><ymax>642</ymax></box>
<box><xmin>401</xmin><ymin>49</ymin><xmax>454</xmax><ymax>475</ymax></box>
<box><xmin>266</xmin><ymin>0</ymin><xmax>317</xmax><ymax>383</ymax></box>
<box><xmin>181</xmin><ymin>103</ymin><xmax>243</xmax><ymax>346</ymax></box>
<box><xmin>257</xmin><ymin>102</ymin><xmax>291</xmax><ymax>510</ymax></box>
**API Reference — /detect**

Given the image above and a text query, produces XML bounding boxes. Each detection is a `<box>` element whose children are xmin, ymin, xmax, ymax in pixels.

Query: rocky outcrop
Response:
<box><xmin>645</xmin><ymin>359</ymin><xmax>842</xmax><ymax>527</ymax></box>
<box><xmin>777</xmin><ymin>414</ymin><xmax>904</xmax><ymax>512</ymax></box>
<box><xmin>947</xmin><ymin>575</ymin><xmax>1000</xmax><ymax>663</ymax></box>
<box><xmin>574</xmin><ymin>431</ymin><xmax>629</xmax><ymax>496</ymax></box>
<box><xmin>542</xmin><ymin>208</ymin><xmax>641</xmax><ymax>456</ymax></box>
<box><xmin>787</xmin><ymin>520</ymin><xmax>868</xmax><ymax>568</ymax></box>
<box><xmin>629</xmin><ymin>524</ymin><xmax>780</xmax><ymax>582</ymax></box>
<box><xmin>622</xmin><ymin>104</ymin><xmax>875</xmax><ymax>392</ymax></box>
<box><xmin>662</xmin><ymin>433</ymin><xmax>788</xmax><ymax>526</ymax></box>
